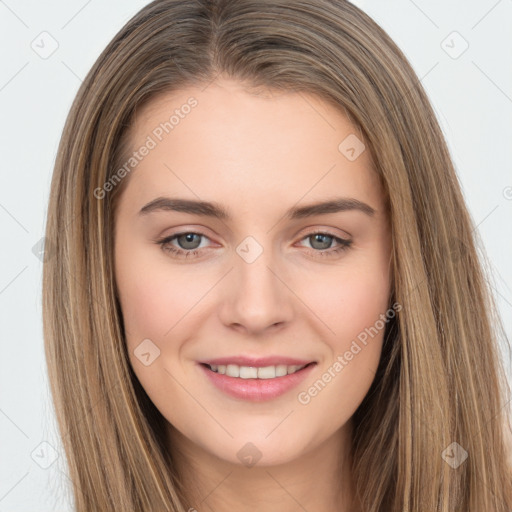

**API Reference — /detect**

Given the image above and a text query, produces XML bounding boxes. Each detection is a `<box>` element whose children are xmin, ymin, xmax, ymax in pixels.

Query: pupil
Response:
<box><xmin>180</xmin><ymin>233</ymin><xmax>200</xmax><ymax>249</ymax></box>
<box><xmin>312</xmin><ymin>234</ymin><xmax>331</xmax><ymax>250</ymax></box>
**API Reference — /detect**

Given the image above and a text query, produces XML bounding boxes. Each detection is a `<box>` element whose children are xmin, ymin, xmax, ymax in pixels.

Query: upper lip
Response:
<box><xmin>200</xmin><ymin>356</ymin><xmax>316</xmax><ymax>368</ymax></box>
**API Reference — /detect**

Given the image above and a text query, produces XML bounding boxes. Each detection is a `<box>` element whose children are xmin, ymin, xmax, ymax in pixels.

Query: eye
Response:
<box><xmin>297</xmin><ymin>231</ymin><xmax>353</xmax><ymax>258</ymax></box>
<box><xmin>157</xmin><ymin>232</ymin><xmax>211</xmax><ymax>258</ymax></box>
<box><xmin>156</xmin><ymin>230</ymin><xmax>353</xmax><ymax>259</ymax></box>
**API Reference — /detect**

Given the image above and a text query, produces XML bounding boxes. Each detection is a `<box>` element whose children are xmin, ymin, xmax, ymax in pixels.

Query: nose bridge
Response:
<box><xmin>220</xmin><ymin>234</ymin><xmax>293</xmax><ymax>332</ymax></box>
<box><xmin>235</xmin><ymin>234</ymin><xmax>283</xmax><ymax>303</ymax></box>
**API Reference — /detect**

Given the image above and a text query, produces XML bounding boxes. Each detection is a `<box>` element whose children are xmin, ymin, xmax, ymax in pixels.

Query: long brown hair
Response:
<box><xmin>42</xmin><ymin>0</ymin><xmax>512</xmax><ymax>510</ymax></box>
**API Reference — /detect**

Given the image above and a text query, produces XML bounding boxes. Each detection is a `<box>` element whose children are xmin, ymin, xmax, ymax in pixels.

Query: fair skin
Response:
<box><xmin>114</xmin><ymin>77</ymin><xmax>392</xmax><ymax>512</ymax></box>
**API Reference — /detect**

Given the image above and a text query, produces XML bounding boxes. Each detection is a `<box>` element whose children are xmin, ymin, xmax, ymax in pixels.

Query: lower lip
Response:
<box><xmin>199</xmin><ymin>363</ymin><xmax>316</xmax><ymax>402</ymax></box>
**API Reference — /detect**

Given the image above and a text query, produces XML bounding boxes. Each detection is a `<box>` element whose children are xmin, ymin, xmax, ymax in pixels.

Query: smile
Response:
<box><xmin>199</xmin><ymin>361</ymin><xmax>317</xmax><ymax>402</ymax></box>
<box><xmin>205</xmin><ymin>363</ymin><xmax>311</xmax><ymax>379</ymax></box>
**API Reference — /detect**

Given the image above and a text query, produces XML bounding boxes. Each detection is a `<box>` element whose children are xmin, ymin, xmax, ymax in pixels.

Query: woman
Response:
<box><xmin>42</xmin><ymin>0</ymin><xmax>512</xmax><ymax>510</ymax></box>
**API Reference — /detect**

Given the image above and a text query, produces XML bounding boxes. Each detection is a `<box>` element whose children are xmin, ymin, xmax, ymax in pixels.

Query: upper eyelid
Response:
<box><xmin>161</xmin><ymin>229</ymin><xmax>350</xmax><ymax>247</ymax></box>
<box><xmin>161</xmin><ymin>222</ymin><xmax>351</xmax><ymax>239</ymax></box>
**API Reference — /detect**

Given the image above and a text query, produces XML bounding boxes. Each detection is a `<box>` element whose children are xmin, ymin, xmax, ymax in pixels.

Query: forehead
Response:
<box><xmin>120</xmin><ymin>78</ymin><xmax>385</xmax><ymax>217</ymax></box>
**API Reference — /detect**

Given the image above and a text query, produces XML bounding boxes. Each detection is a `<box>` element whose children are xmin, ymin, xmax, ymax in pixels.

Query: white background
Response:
<box><xmin>0</xmin><ymin>1</ymin><xmax>511</xmax><ymax>510</ymax></box>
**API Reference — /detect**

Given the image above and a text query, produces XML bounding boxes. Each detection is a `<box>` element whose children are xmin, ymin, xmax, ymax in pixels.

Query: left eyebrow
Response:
<box><xmin>138</xmin><ymin>196</ymin><xmax>376</xmax><ymax>219</ymax></box>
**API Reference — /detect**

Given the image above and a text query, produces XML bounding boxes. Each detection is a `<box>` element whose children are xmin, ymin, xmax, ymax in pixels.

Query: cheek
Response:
<box><xmin>305</xmin><ymin>264</ymin><xmax>390</xmax><ymax>344</ymax></box>
<box><xmin>115</xmin><ymin>246</ymin><xmax>210</xmax><ymax>342</ymax></box>
<box><xmin>294</xmin><ymin>268</ymin><xmax>390</xmax><ymax>430</ymax></box>
<box><xmin>296</xmin><ymin>261</ymin><xmax>390</xmax><ymax>407</ymax></box>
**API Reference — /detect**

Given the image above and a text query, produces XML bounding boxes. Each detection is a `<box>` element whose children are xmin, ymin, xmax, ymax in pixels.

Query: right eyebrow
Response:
<box><xmin>138</xmin><ymin>196</ymin><xmax>376</xmax><ymax>220</ymax></box>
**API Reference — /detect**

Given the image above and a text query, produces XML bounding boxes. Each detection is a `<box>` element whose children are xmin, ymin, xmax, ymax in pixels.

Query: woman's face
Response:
<box><xmin>114</xmin><ymin>78</ymin><xmax>392</xmax><ymax>467</ymax></box>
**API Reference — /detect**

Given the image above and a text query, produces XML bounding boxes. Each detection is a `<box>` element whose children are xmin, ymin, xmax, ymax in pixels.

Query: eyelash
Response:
<box><xmin>156</xmin><ymin>230</ymin><xmax>353</xmax><ymax>259</ymax></box>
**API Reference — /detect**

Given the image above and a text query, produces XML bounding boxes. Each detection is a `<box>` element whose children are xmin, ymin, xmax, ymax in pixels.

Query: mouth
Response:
<box><xmin>201</xmin><ymin>362</ymin><xmax>315</xmax><ymax>379</ymax></box>
<box><xmin>198</xmin><ymin>359</ymin><xmax>317</xmax><ymax>402</ymax></box>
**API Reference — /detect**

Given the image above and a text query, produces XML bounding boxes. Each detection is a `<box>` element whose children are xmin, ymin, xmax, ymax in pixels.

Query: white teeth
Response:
<box><xmin>257</xmin><ymin>366</ymin><xmax>276</xmax><ymax>379</ymax></box>
<box><xmin>208</xmin><ymin>363</ymin><xmax>308</xmax><ymax>379</ymax></box>
<box><xmin>239</xmin><ymin>366</ymin><xmax>258</xmax><ymax>379</ymax></box>
<box><xmin>226</xmin><ymin>364</ymin><xmax>239</xmax><ymax>377</ymax></box>
<box><xmin>275</xmin><ymin>365</ymin><xmax>288</xmax><ymax>377</ymax></box>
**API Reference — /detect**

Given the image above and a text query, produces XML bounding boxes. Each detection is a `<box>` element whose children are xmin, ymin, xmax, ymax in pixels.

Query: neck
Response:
<box><xmin>166</xmin><ymin>420</ymin><xmax>359</xmax><ymax>512</ymax></box>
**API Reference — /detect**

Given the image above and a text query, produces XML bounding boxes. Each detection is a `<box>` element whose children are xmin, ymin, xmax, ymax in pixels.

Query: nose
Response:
<box><xmin>217</xmin><ymin>241</ymin><xmax>294</xmax><ymax>335</ymax></box>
